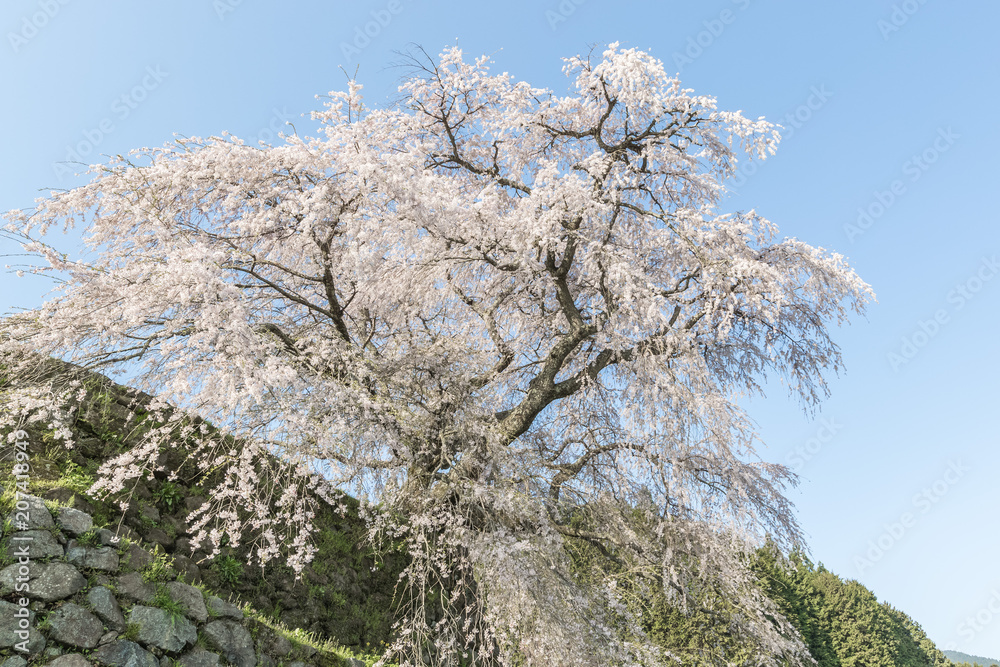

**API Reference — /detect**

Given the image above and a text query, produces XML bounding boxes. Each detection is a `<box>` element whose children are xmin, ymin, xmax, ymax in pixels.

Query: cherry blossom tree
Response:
<box><xmin>1</xmin><ymin>43</ymin><xmax>872</xmax><ymax>666</ymax></box>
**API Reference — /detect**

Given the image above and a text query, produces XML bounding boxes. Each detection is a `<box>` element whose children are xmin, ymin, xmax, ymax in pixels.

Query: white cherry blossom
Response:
<box><xmin>1</xmin><ymin>43</ymin><xmax>872</xmax><ymax>666</ymax></box>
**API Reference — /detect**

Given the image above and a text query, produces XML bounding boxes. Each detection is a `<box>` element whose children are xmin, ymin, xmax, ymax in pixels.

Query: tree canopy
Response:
<box><xmin>2</xmin><ymin>43</ymin><xmax>873</xmax><ymax>665</ymax></box>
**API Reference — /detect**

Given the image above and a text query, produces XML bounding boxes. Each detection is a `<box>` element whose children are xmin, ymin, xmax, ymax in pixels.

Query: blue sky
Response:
<box><xmin>2</xmin><ymin>0</ymin><xmax>998</xmax><ymax>656</ymax></box>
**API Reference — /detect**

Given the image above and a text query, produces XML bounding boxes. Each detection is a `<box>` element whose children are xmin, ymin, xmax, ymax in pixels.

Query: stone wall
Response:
<box><xmin>0</xmin><ymin>359</ymin><xmax>400</xmax><ymax>666</ymax></box>
<box><xmin>0</xmin><ymin>493</ymin><xmax>357</xmax><ymax>666</ymax></box>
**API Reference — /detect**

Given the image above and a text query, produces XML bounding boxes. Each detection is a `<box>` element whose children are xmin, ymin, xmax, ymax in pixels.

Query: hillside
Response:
<box><xmin>1</xmin><ymin>358</ymin><xmax>404</xmax><ymax>666</ymax></box>
<box><xmin>752</xmin><ymin>549</ymin><xmax>949</xmax><ymax>667</ymax></box>
<box><xmin>0</xmin><ymin>359</ymin><xmax>965</xmax><ymax>665</ymax></box>
<box><xmin>945</xmin><ymin>651</ymin><xmax>1000</xmax><ymax>667</ymax></box>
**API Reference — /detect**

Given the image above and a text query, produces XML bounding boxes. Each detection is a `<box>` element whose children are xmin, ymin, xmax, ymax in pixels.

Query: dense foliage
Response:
<box><xmin>566</xmin><ymin>523</ymin><xmax>954</xmax><ymax>667</ymax></box>
<box><xmin>754</xmin><ymin>550</ymin><xmax>951</xmax><ymax>667</ymax></box>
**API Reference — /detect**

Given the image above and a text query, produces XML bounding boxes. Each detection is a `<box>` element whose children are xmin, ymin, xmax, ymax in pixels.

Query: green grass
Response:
<box><xmin>212</xmin><ymin>555</ymin><xmax>242</xmax><ymax>587</ymax></box>
<box><xmin>123</xmin><ymin>622</ymin><xmax>140</xmax><ymax>642</ymax></box>
<box><xmin>57</xmin><ymin>461</ymin><xmax>96</xmax><ymax>494</ymax></box>
<box><xmin>142</xmin><ymin>550</ymin><xmax>175</xmax><ymax>583</ymax></box>
<box><xmin>152</xmin><ymin>480</ymin><xmax>184</xmax><ymax>514</ymax></box>
<box><xmin>76</xmin><ymin>528</ymin><xmax>101</xmax><ymax>547</ymax></box>
<box><xmin>42</xmin><ymin>498</ymin><xmax>64</xmax><ymax>515</ymax></box>
<box><xmin>243</xmin><ymin>606</ymin><xmax>387</xmax><ymax>667</ymax></box>
<box><xmin>268</xmin><ymin>600</ymin><xmax>283</xmax><ymax>622</ymax></box>
<box><xmin>153</xmin><ymin>584</ymin><xmax>188</xmax><ymax>625</ymax></box>
<box><xmin>33</xmin><ymin>611</ymin><xmax>51</xmax><ymax>633</ymax></box>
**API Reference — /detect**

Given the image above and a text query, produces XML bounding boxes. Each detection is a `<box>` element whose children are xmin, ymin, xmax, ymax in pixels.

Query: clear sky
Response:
<box><xmin>2</xmin><ymin>0</ymin><xmax>998</xmax><ymax>657</ymax></box>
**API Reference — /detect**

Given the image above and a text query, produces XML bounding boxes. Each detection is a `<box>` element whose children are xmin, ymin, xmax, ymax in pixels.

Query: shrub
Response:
<box><xmin>153</xmin><ymin>481</ymin><xmax>184</xmax><ymax>514</ymax></box>
<box><xmin>212</xmin><ymin>555</ymin><xmax>242</xmax><ymax>587</ymax></box>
